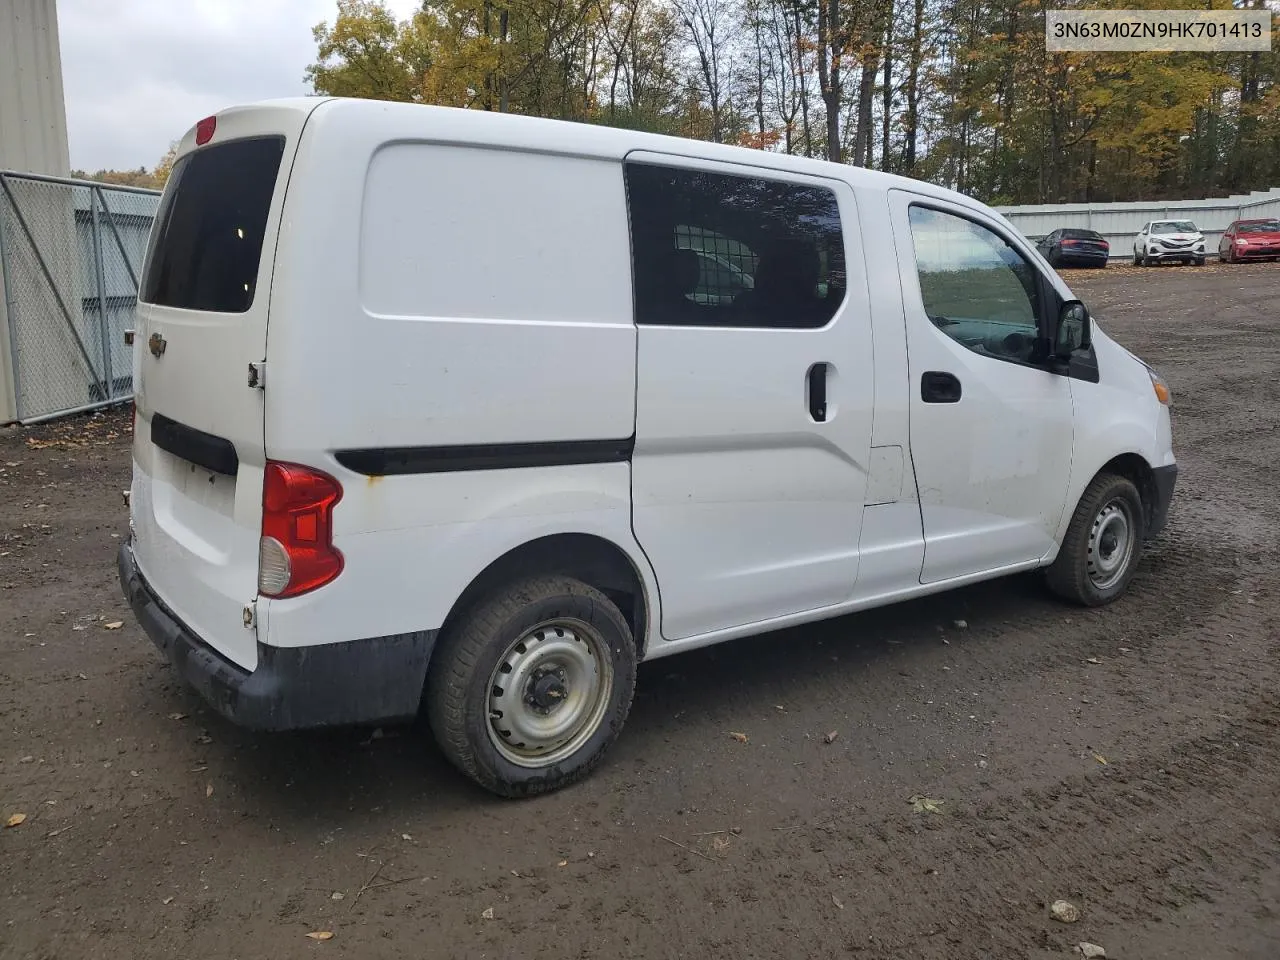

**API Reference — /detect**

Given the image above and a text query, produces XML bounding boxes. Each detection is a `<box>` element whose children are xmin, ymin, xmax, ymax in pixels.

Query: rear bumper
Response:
<box><xmin>1059</xmin><ymin>253</ymin><xmax>1109</xmax><ymax>267</ymax></box>
<box><xmin>1147</xmin><ymin>463</ymin><xmax>1178</xmax><ymax>540</ymax></box>
<box><xmin>117</xmin><ymin>543</ymin><xmax>435</xmax><ymax>731</ymax></box>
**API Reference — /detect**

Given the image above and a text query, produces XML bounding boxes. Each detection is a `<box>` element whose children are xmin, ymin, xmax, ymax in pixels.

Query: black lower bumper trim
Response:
<box><xmin>118</xmin><ymin>543</ymin><xmax>436</xmax><ymax>731</ymax></box>
<box><xmin>1147</xmin><ymin>463</ymin><xmax>1178</xmax><ymax>540</ymax></box>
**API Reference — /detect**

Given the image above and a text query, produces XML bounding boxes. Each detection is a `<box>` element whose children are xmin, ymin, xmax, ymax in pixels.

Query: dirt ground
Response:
<box><xmin>2</xmin><ymin>262</ymin><xmax>1279</xmax><ymax>960</ymax></box>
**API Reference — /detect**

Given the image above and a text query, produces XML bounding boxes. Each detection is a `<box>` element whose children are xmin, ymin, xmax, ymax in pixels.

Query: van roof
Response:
<box><xmin>185</xmin><ymin>96</ymin><xmax>994</xmax><ymax>218</ymax></box>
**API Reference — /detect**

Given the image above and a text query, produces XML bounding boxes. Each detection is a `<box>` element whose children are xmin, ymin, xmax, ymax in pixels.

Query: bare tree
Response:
<box><xmin>674</xmin><ymin>0</ymin><xmax>738</xmax><ymax>142</ymax></box>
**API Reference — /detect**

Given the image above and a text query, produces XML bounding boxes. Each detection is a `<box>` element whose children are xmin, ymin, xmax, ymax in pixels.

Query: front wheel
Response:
<box><xmin>1046</xmin><ymin>473</ymin><xmax>1145</xmax><ymax>607</ymax></box>
<box><xmin>426</xmin><ymin>575</ymin><xmax>637</xmax><ymax>797</ymax></box>
<box><xmin>1194</xmin><ymin>257</ymin><xmax>1205</xmax><ymax>266</ymax></box>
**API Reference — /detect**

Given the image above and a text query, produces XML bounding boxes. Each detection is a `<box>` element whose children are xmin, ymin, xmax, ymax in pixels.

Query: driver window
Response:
<box><xmin>907</xmin><ymin>205</ymin><xmax>1041</xmax><ymax>365</ymax></box>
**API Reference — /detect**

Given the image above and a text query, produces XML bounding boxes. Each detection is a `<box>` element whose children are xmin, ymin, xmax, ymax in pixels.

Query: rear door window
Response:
<box><xmin>140</xmin><ymin>136</ymin><xmax>285</xmax><ymax>313</ymax></box>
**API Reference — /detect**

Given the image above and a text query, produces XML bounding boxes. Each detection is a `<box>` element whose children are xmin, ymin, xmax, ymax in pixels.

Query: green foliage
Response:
<box><xmin>303</xmin><ymin>0</ymin><xmax>1280</xmax><ymax>203</ymax></box>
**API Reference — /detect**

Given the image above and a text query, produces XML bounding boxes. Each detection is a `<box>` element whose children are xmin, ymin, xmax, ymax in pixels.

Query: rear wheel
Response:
<box><xmin>1046</xmin><ymin>473</ymin><xmax>1145</xmax><ymax>607</ymax></box>
<box><xmin>426</xmin><ymin>575</ymin><xmax>637</xmax><ymax>797</ymax></box>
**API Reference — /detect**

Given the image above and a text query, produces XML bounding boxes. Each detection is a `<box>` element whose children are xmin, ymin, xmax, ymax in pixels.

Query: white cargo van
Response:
<box><xmin>118</xmin><ymin>97</ymin><xmax>1177</xmax><ymax>797</ymax></box>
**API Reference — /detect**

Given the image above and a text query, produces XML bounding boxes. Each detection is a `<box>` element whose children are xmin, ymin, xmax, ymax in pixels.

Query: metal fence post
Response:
<box><xmin>0</xmin><ymin>174</ymin><xmax>22</xmax><ymax>414</ymax></box>
<box><xmin>89</xmin><ymin>188</ymin><xmax>113</xmax><ymax>400</ymax></box>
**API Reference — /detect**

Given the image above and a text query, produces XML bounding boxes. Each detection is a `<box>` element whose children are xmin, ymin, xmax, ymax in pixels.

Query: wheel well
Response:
<box><xmin>1100</xmin><ymin>453</ymin><xmax>1156</xmax><ymax>535</ymax></box>
<box><xmin>440</xmin><ymin>534</ymin><xmax>650</xmax><ymax>657</ymax></box>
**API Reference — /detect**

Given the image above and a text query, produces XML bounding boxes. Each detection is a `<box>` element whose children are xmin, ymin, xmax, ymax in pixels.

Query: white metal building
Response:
<box><xmin>1</xmin><ymin>0</ymin><xmax>70</xmax><ymax>422</ymax></box>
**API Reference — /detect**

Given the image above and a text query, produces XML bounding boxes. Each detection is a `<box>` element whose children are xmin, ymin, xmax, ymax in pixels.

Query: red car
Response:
<box><xmin>1219</xmin><ymin>218</ymin><xmax>1280</xmax><ymax>263</ymax></box>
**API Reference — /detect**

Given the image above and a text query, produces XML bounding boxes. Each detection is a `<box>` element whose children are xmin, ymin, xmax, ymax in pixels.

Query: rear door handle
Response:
<box><xmin>807</xmin><ymin>362</ymin><xmax>829</xmax><ymax>422</ymax></box>
<box><xmin>921</xmin><ymin>371</ymin><xmax>962</xmax><ymax>403</ymax></box>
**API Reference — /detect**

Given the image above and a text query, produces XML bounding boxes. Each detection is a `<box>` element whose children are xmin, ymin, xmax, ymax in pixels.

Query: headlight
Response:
<box><xmin>1149</xmin><ymin>369</ymin><xmax>1171</xmax><ymax>405</ymax></box>
<box><xmin>1237</xmin><ymin>239</ymin><xmax>1249</xmax><ymax>246</ymax></box>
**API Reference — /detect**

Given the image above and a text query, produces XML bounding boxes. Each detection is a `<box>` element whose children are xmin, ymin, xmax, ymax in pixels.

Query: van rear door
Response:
<box><xmin>129</xmin><ymin>102</ymin><xmax>321</xmax><ymax>671</ymax></box>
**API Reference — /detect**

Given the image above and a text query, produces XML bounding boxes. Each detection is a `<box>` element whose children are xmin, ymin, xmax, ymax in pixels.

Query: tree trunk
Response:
<box><xmin>902</xmin><ymin>0</ymin><xmax>923</xmax><ymax>171</ymax></box>
<box><xmin>794</xmin><ymin>6</ymin><xmax>814</xmax><ymax>157</ymax></box>
<box><xmin>881</xmin><ymin>6</ymin><xmax>893</xmax><ymax>172</ymax></box>
<box><xmin>817</xmin><ymin>0</ymin><xmax>842</xmax><ymax>162</ymax></box>
<box><xmin>853</xmin><ymin>58</ymin><xmax>876</xmax><ymax>167</ymax></box>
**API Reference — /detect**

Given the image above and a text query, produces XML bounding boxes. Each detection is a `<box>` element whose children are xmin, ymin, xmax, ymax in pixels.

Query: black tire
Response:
<box><xmin>1194</xmin><ymin>258</ymin><xmax>1205</xmax><ymax>266</ymax></box>
<box><xmin>1046</xmin><ymin>473</ymin><xmax>1145</xmax><ymax>607</ymax></box>
<box><xmin>426</xmin><ymin>575</ymin><xmax>637</xmax><ymax>798</ymax></box>
<box><xmin>1133</xmin><ymin>251</ymin><xmax>1142</xmax><ymax>266</ymax></box>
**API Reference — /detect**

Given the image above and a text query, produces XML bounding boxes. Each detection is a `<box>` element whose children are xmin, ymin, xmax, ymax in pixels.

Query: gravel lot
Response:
<box><xmin>2</xmin><ymin>262</ymin><xmax>1278</xmax><ymax>960</ymax></box>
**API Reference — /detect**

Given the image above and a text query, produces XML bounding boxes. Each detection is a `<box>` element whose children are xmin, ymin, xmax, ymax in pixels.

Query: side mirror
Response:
<box><xmin>1054</xmin><ymin>299</ymin><xmax>1091</xmax><ymax>357</ymax></box>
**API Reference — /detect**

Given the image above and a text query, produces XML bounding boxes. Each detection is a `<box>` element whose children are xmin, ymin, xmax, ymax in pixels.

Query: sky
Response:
<box><xmin>57</xmin><ymin>0</ymin><xmax>422</xmax><ymax>172</ymax></box>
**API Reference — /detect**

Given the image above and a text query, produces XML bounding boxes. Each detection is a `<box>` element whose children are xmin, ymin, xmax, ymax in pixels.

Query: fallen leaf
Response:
<box><xmin>712</xmin><ymin>836</ymin><xmax>731</xmax><ymax>853</ymax></box>
<box><xmin>305</xmin><ymin>931</ymin><xmax>335</xmax><ymax>941</ymax></box>
<box><xmin>907</xmin><ymin>795</ymin><xmax>944</xmax><ymax>814</ymax></box>
<box><xmin>480</xmin><ymin>907</ymin><xmax>495</xmax><ymax>920</ymax></box>
<box><xmin>1093</xmin><ymin>753</ymin><xmax>1108</xmax><ymax>765</ymax></box>
<box><xmin>953</xmin><ymin>619</ymin><xmax>968</xmax><ymax>629</ymax></box>
<box><xmin>19</xmin><ymin>755</ymin><xmax>33</xmax><ymax>763</ymax></box>
<box><xmin>205</xmin><ymin>783</ymin><xmax>214</xmax><ymax>798</ymax></box>
<box><xmin>330</xmin><ymin>892</ymin><xmax>344</xmax><ymax>901</ymax></box>
<box><xmin>168</xmin><ymin>713</ymin><xmax>188</xmax><ymax>721</ymax></box>
<box><xmin>195</xmin><ymin>735</ymin><xmax>212</xmax><ymax>745</ymax></box>
<box><xmin>823</xmin><ymin>731</ymin><xmax>839</xmax><ymax>744</ymax></box>
<box><xmin>557</xmin><ymin>859</ymin><xmax>568</xmax><ymax>867</ymax></box>
<box><xmin>5</xmin><ymin>813</ymin><xmax>27</xmax><ymax>828</ymax></box>
<box><xmin>46</xmin><ymin>826</ymin><xmax>71</xmax><ymax>838</ymax></box>
<box><xmin>831</xmin><ymin>893</ymin><xmax>845</xmax><ymax>910</ymax></box>
<box><xmin>729</xmin><ymin>732</ymin><xmax>749</xmax><ymax>743</ymax></box>
<box><xmin>1084</xmin><ymin>657</ymin><xmax>1101</xmax><ymax>665</ymax></box>
<box><xmin>401</xmin><ymin>833</ymin><xmax>412</xmax><ymax>841</ymax></box>
<box><xmin>162</xmin><ymin>896</ymin><xmax>174</xmax><ymax>905</ymax></box>
<box><xmin>1050</xmin><ymin>899</ymin><xmax>1081</xmax><ymax>923</ymax></box>
<box><xmin>103</xmin><ymin>621</ymin><xmax>124</xmax><ymax>630</ymax></box>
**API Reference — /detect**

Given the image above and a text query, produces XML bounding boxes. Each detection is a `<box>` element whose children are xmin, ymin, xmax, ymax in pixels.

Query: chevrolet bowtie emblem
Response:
<box><xmin>148</xmin><ymin>332</ymin><xmax>167</xmax><ymax>358</ymax></box>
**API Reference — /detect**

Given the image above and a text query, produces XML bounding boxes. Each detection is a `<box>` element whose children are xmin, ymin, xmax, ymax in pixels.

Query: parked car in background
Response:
<box><xmin>1036</xmin><ymin>228</ymin><xmax>1110</xmax><ymax>268</ymax></box>
<box><xmin>1133</xmin><ymin>220</ymin><xmax>1206</xmax><ymax>266</ymax></box>
<box><xmin>1219</xmin><ymin>218</ymin><xmax>1280</xmax><ymax>263</ymax></box>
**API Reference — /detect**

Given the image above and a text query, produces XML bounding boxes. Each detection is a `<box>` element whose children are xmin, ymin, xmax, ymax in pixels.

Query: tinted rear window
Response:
<box><xmin>1062</xmin><ymin>229</ymin><xmax>1102</xmax><ymax>240</ymax></box>
<box><xmin>141</xmin><ymin>136</ymin><xmax>285</xmax><ymax>313</ymax></box>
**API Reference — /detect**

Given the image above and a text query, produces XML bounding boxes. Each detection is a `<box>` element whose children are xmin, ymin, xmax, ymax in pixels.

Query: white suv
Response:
<box><xmin>1133</xmin><ymin>220</ymin><xmax>1206</xmax><ymax>266</ymax></box>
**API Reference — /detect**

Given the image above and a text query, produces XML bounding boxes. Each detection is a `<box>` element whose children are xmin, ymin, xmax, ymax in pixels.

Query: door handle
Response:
<box><xmin>921</xmin><ymin>371</ymin><xmax>962</xmax><ymax>403</ymax></box>
<box><xmin>807</xmin><ymin>362</ymin><xmax>829</xmax><ymax>422</ymax></box>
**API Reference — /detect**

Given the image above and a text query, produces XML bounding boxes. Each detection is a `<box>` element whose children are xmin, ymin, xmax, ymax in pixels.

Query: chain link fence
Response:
<box><xmin>0</xmin><ymin>171</ymin><xmax>160</xmax><ymax>423</ymax></box>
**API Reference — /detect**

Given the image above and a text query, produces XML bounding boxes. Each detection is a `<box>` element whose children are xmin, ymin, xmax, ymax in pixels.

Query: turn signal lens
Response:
<box><xmin>1150</xmin><ymin>369</ymin><xmax>1171</xmax><ymax>405</ymax></box>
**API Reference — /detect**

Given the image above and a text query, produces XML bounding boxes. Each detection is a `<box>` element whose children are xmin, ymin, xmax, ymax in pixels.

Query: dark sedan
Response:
<box><xmin>1036</xmin><ymin>228</ymin><xmax>1111</xmax><ymax>268</ymax></box>
<box><xmin>1220</xmin><ymin>218</ymin><xmax>1280</xmax><ymax>263</ymax></box>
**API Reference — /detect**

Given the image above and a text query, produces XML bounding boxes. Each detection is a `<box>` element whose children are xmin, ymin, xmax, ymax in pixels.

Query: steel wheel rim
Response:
<box><xmin>1088</xmin><ymin>498</ymin><xmax>1135</xmax><ymax>590</ymax></box>
<box><xmin>486</xmin><ymin>618</ymin><xmax>613</xmax><ymax>769</ymax></box>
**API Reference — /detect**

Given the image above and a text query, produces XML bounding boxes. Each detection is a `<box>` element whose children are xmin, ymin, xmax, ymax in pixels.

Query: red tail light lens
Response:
<box><xmin>259</xmin><ymin>461</ymin><xmax>343</xmax><ymax>598</ymax></box>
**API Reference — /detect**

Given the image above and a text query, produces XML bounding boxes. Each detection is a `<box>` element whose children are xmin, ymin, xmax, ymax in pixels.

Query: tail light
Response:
<box><xmin>258</xmin><ymin>461</ymin><xmax>344</xmax><ymax>598</ymax></box>
<box><xmin>1062</xmin><ymin>239</ymin><xmax>1078</xmax><ymax>247</ymax></box>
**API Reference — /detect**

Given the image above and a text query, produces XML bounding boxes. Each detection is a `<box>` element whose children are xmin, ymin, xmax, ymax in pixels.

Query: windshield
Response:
<box><xmin>1239</xmin><ymin>220</ymin><xmax>1280</xmax><ymax>234</ymax></box>
<box><xmin>1151</xmin><ymin>221</ymin><xmax>1197</xmax><ymax>235</ymax></box>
